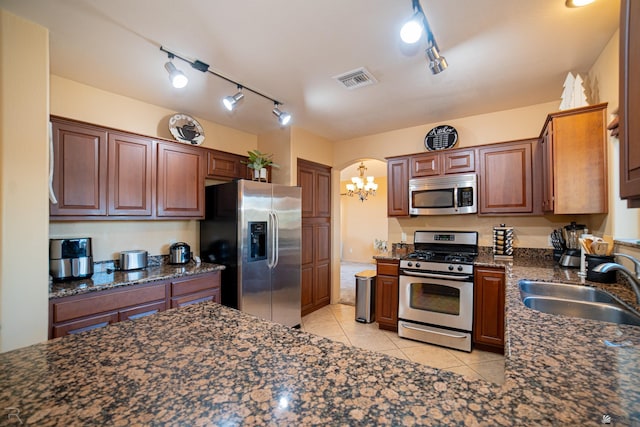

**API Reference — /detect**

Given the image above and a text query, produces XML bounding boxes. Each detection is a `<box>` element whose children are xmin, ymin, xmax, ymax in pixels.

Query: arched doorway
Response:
<box><xmin>338</xmin><ymin>159</ymin><xmax>387</xmax><ymax>304</ymax></box>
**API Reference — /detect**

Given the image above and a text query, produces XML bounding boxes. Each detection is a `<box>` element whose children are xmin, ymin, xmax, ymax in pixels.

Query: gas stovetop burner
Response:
<box><xmin>444</xmin><ymin>253</ymin><xmax>475</xmax><ymax>263</ymax></box>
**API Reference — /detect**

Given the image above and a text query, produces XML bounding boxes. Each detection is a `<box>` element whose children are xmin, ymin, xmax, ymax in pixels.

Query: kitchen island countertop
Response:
<box><xmin>2</xmin><ymin>258</ymin><xmax>639</xmax><ymax>425</ymax></box>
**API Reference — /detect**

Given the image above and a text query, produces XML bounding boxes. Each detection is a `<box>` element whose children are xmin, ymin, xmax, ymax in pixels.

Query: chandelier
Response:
<box><xmin>345</xmin><ymin>162</ymin><xmax>378</xmax><ymax>202</ymax></box>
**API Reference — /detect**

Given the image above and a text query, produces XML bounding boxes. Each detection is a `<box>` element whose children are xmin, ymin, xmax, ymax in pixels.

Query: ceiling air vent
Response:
<box><xmin>333</xmin><ymin>67</ymin><xmax>377</xmax><ymax>90</ymax></box>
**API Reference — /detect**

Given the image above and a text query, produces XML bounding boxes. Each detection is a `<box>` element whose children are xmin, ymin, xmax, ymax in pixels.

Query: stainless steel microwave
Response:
<box><xmin>409</xmin><ymin>173</ymin><xmax>477</xmax><ymax>215</ymax></box>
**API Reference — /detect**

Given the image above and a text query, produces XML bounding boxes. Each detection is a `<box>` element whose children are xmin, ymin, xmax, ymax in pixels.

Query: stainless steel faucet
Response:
<box><xmin>592</xmin><ymin>253</ymin><xmax>640</xmax><ymax>304</ymax></box>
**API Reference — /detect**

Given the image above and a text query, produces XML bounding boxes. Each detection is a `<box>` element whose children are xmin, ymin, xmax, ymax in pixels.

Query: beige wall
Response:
<box><xmin>340</xmin><ymin>176</ymin><xmax>388</xmax><ymax>263</ymax></box>
<box><xmin>49</xmin><ymin>76</ymin><xmax>259</xmax><ymax>261</ymax></box>
<box><xmin>257</xmin><ymin>128</ymin><xmax>292</xmax><ymax>185</ymax></box>
<box><xmin>0</xmin><ymin>10</ymin><xmax>50</xmax><ymax>351</ymax></box>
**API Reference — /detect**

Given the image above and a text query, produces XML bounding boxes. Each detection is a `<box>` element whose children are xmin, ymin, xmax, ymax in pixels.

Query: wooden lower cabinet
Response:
<box><xmin>375</xmin><ymin>259</ymin><xmax>399</xmax><ymax>331</ymax></box>
<box><xmin>170</xmin><ymin>271</ymin><xmax>221</xmax><ymax>308</ymax></box>
<box><xmin>49</xmin><ymin>271</ymin><xmax>221</xmax><ymax>339</ymax></box>
<box><xmin>473</xmin><ymin>266</ymin><xmax>506</xmax><ymax>353</ymax></box>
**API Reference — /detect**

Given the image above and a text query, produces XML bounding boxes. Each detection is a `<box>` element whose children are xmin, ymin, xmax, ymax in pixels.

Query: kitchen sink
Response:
<box><xmin>519</xmin><ymin>280</ymin><xmax>640</xmax><ymax>326</ymax></box>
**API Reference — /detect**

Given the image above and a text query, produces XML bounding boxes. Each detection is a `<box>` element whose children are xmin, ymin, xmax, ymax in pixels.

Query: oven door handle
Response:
<box><xmin>400</xmin><ymin>323</ymin><xmax>468</xmax><ymax>339</ymax></box>
<box><xmin>402</xmin><ymin>271</ymin><xmax>472</xmax><ymax>281</ymax></box>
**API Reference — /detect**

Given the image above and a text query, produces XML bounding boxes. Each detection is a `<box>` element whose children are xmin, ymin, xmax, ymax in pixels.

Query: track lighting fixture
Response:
<box><xmin>425</xmin><ymin>44</ymin><xmax>448</xmax><ymax>75</ymax></box>
<box><xmin>160</xmin><ymin>46</ymin><xmax>292</xmax><ymax>126</ymax></box>
<box><xmin>223</xmin><ymin>86</ymin><xmax>244</xmax><ymax>111</ymax></box>
<box><xmin>400</xmin><ymin>0</ymin><xmax>448</xmax><ymax>74</ymax></box>
<box><xmin>272</xmin><ymin>104</ymin><xmax>291</xmax><ymax>126</ymax></box>
<box><xmin>164</xmin><ymin>56</ymin><xmax>188</xmax><ymax>89</ymax></box>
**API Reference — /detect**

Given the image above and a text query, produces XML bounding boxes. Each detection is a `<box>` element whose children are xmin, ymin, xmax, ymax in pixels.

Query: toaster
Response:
<box><xmin>119</xmin><ymin>250</ymin><xmax>148</xmax><ymax>271</ymax></box>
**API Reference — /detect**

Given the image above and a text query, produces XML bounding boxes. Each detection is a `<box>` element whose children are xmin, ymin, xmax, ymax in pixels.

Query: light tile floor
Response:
<box><xmin>301</xmin><ymin>304</ymin><xmax>505</xmax><ymax>385</ymax></box>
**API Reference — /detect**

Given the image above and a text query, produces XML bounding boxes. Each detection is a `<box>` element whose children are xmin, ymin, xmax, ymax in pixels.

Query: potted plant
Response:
<box><xmin>244</xmin><ymin>149</ymin><xmax>279</xmax><ymax>182</ymax></box>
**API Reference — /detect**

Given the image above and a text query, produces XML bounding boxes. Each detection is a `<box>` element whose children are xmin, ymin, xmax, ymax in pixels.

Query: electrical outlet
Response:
<box><xmin>401</xmin><ymin>232</ymin><xmax>407</xmax><ymax>242</ymax></box>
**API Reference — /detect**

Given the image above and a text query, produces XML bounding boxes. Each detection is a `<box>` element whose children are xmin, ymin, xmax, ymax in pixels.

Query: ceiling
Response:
<box><xmin>0</xmin><ymin>0</ymin><xmax>620</xmax><ymax>142</ymax></box>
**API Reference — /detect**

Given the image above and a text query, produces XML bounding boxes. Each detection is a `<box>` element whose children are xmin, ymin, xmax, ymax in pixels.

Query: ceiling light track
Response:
<box><xmin>160</xmin><ymin>46</ymin><xmax>291</xmax><ymax>125</ymax></box>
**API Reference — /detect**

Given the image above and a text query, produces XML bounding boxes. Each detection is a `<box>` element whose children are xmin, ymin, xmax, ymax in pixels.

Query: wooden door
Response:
<box><xmin>50</xmin><ymin>118</ymin><xmax>108</xmax><ymax>216</ymax></box>
<box><xmin>108</xmin><ymin>133</ymin><xmax>154</xmax><ymax>216</ymax></box>
<box><xmin>386</xmin><ymin>156</ymin><xmax>410</xmax><ymax>217</ymax></box>
<box><xmin>478</xmin><ymin>140</ymin><xmax>533</xmax><ymax>214</ymax></box>
<box><xmin>157</xmin><ymin>142</ymin><xmax>205</xmax><ymax>218</ymax></box>
<box><xmin>620</xmin><ymin>0</ymin><xmax>640</xmax><ymax>205</ymax></box>
<box><xmin>298</xmin><ymin>159</ymin><xmax>332</xmax><ymax>316</ymax></box>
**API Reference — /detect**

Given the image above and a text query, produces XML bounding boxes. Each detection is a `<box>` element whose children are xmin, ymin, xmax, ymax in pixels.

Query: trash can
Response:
<box><xmin>355</xmin><ymin>270</ymin><xmax>376</xmax><ymax>323</ymax></box>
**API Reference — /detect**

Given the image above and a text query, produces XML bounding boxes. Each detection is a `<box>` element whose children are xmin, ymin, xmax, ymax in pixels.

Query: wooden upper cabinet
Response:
<box><xmin>205</xmin><ymin>149</ymin><xmax>250</xmax><ymax>180</ymax></box>
<box><xmin>540</xmin><ymin>103</ymin><xmax>608</xmax><ymax>214</ymax></box>
<box><xmin>620</xmin><ymin>0</ymin><xmax>640</xmax><ymax>206</ymax></box>
<box><xmin>411</xmin><ymin>152</ymin><xmax>440</xmax><ymax>177</ymax></box>
<box><xmin>410</xmin><ymin>148</ymin><xmax>475</xmax><ymax>178</ymax></box>
<box><xmin>157</xmin><ymin>142</ymin><xmax>205</xmax><ymax>218</ymax></box>
<box><xmin>108</xmin><ymin>132</ymin><xmax>154</xmax><ymax>216</ymax></box>
<box><xmin>478</xmin><ymin>139</ymin><xmax>535</xmax><ymax>214</ymax></box>
<box><xmin>50</xmin><ymin>118</ymin><xmax>108</xmax><ymax>216</ymax></box>
<box><xmin>386</xmin><ymin>156</ymin><xmax>410</xmax><ymax>217</ymax></box>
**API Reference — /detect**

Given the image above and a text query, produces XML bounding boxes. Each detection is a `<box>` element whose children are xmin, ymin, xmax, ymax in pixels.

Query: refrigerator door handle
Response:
<box><xmin>267</xmin><ymin>211</ymin><xmax>275</xmax><ymax>269</ymax></box>
<box><xmin>272</xmin><ymin>211</ymin><xmax>279</xmax><ymax>268</ymax></box>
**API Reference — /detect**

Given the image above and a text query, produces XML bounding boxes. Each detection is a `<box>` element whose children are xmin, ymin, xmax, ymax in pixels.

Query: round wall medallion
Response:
<box><xmin>424</xmin><ymin>125</ymin><xmax>458</xmax><ymax>151</ymax></box>
<box><xmin>169</xmin><ymin>113</ymin><xmax>205</xmax><ymax>145</ymax></box>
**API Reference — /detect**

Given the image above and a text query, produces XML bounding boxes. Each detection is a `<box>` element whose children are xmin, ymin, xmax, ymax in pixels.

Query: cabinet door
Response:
<box><xmin>50</xmin><ymin>119</ymin><xmax>108</xmax><ymax>216</ymax></box>
<box><xmin>375</xmin><ymin>275</ymin><xmax>398</xmax><ymax>331</ymax></box>
<box><xmin>298</xmin><ymin>159</ymin><xmax>331</xmax><ymax>218</ymax></box>
<box><xmin>411</xmin><ymin>152</ymin><xmax>440</xmax><ymax>177</ymax></box>
<box><xmin>386</xmin><ymin>157</ymin><xmax>410</xmax><ymax>217</ymax></box>
<box><xmin>157</xmin><ymin>142</ymin><xmax>205</xmax><ymax>218</ymax></box>
<box><xmin>206</xmin><ymin>149</ymin><xmax>248</xmax><ymax>180</ymax></box>
<box><xmin>479</xmin><ymin>141</ymin><xmax>533</xmax><ymax>214</ymax></box>
<box><xmin>171</xmin><ymin>288</ymin><xmax>220</xmax><ymax>308</ymax></box>
<box><xmin>52</xmin><ymin>312</ymin><xmax>119</xmax><ymax>338</ymax></box>
<box><xmin>108</xmin><ymin>133</ymin><xmax>154</xmax><ymax>216</ymax></box>
<box><xmin>551</xmin><ymin>105</ymin><xmax>608</xmax><ymax>214</ymax></box>
<box><xmin>301</xmin><ymin>224</ymin><xmax>315</xmax><ymax>314</ymax></box>
<box><xmin>541</xmin><ymin>126</ymin><xmax>554</xmax><ymax>212</ymax></box>
<box><xmin>119</xmin><ymin>301</ymin><xmax>166</xmax><ymax>322</ymax></box>
<box><xmin>443</xmin><ymin>149</ymin><xmax>475</xmax><ymax>174</ymax></box>
<box><xmin>314</xmin><ymin>223</ymin><xmax>331</xmax><ymax>307</ymax></box>
<box><xmin>473</xmin><ymin>267</ymin><xmax>505</xmax><ymax>352</ymax></box>
<box><xmin>620</xmin><ymin>0</ymin><xmax>640</xmax><ymax>204</ymax></box>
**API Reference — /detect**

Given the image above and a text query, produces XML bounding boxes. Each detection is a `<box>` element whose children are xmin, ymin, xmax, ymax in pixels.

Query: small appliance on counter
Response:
<box><xmin>119</xmin><ymin>250</ymin><xmax>148</xmax><ymax>271</ymax></box>
<box><xmin>559</xmin><ymin>222</ymin><xmax>588</xmax><ymax>268</ymax></box>
<box><xmin>49</xmin><ymin>238</ymin><xmax>93</xmax><ymax>281</ymax></box>
<box><xmin>169</xmin><ymin>242</ymin><xmax>191</xmax><ymax>264</ymax></box>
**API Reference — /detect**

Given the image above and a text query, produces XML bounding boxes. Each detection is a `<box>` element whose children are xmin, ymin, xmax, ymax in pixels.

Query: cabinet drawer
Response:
<box><xmin>171</xmin><ymin>288</ymin><xmax>220</xmax><ymax>308</ymax></box>
<box><xmin>377</xmin><ymin>262</ymin><xmax>399</xmax><ymax>276</ymax></box>
<box><xmin>52</xmin><ymin>283</ymin><xmax>166</xmax><ymax>323</ymax></box>
<box><xmin>52</xmin><ymin>312</ymin><xmax>119</xmax><ymax>338</ymax></box>
<box><xmin>171</xmin><ymin>271</ymin><xmax>220</xmax><ymax>296</ymax></box>
<box><xmin>119</xmin><ymin>300</ymin><xmax>166</xmax><ymax>322</ymax></box>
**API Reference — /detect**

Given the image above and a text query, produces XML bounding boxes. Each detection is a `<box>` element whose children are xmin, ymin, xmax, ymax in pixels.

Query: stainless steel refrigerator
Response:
<box><xmin>200</xmin><ymin>180</ymin><xmax>302</xmax><ymax>328</ymax></box>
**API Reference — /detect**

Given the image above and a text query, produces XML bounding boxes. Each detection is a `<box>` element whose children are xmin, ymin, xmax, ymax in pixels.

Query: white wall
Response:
<box><xmin>0</xmin><ymin>10</ymin><xmax>50</xmax><ymax>351</ymax></box>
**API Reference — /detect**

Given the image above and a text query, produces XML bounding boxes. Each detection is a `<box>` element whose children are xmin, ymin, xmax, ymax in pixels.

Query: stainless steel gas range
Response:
<box><xmin>398</xmin><ymin>230</ymin><xmax>478</xmax><ymax>352</ymax></box>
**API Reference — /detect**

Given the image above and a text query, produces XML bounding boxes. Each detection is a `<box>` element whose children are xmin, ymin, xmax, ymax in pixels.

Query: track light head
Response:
<box><xmin>425</xmin><ymin>45</ymin><xmax>448</xmax><ymax>74</ymax></box>
<box><xmin>164</xmin><ymin>61</ymin><xmax>188</xmax><ymax>88</ymax></box>
<box><xmin>222</xmin><ymin>88</ymin><xmax>245</xmax><ymax>111</ymax></box>
<box><xmin>272</xmin><ymin>104</ymin><xmax>291</xmax><ymax>126</ymax></box>
<box><xmin>400</xmin><ymin>12</ymin><xmax>423</xmax><ymax>44</ymax></box>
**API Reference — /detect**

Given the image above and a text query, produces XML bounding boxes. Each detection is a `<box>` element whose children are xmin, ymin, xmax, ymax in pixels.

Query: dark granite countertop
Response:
<box><xmin>49</xmin><ymin>261</ymin><xmax>225</xmax><ymax>299</ymax></box>
<box><xmin>2</xmin><ymin>255</ymin><xmax>639</xmax><ymax>425</ymax></box>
